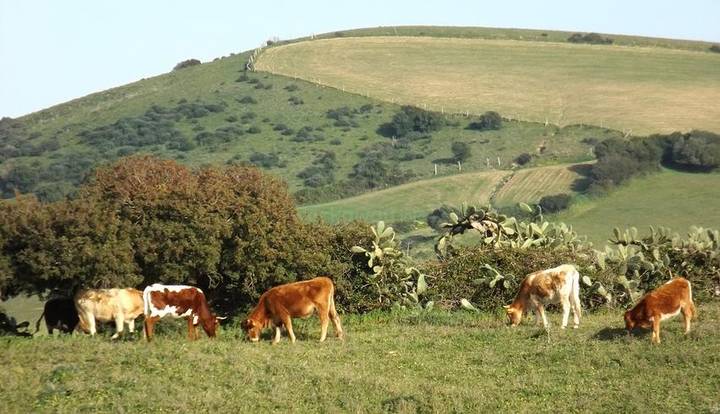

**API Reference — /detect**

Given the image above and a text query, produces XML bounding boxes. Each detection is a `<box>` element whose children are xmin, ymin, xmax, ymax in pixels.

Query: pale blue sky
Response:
<box><xmin>1</xmin><ymin>0</ymin><xmax>719</xmax><ymax>118</ymax></box>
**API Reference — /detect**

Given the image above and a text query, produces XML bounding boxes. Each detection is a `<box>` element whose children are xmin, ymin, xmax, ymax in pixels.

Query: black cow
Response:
<box><xmin>35</xmin><ymin>297</ymin><xmax>79</xmax><ymax>334</ymax></box>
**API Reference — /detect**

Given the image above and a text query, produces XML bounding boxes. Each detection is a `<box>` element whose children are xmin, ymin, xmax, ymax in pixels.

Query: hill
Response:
<box><xmin>256</xmin><ymin>35</ymin><xmax>720</xmax><ymax>135</ymax></box>
<box><xmin>555</xmin><ymin>168</ymin><xmax>720</xmax><ymax>245</ymax></box>
<box><xmin>1</xmin><ymin>42</ymin><xmax>617</xmax><ymax>203</ymax></box>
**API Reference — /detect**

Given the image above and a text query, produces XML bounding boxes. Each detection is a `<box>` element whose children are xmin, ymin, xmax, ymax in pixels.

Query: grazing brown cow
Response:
<box><xmin>504</xmin><ymin>264</ymin><xmax>582</xmax><ymax>329</ymax></box>
<box><xmin>74</xmin><ymin>288</ymin><xmax>144</xmax><ymax>339</ymax></box>
<box><xmin>624</xmin><ymin>277</ymin><xmax>696</xmax><ymax>344</ymax></box>
<box><xmin>241</xmin><ymin>277</ymin><xmax>344</xmax><ymax>344</ymax></box>
<box><xmin>143</xmin><ymin>284</ymin><xmax>224</xmax><ymax>341</ymax></box>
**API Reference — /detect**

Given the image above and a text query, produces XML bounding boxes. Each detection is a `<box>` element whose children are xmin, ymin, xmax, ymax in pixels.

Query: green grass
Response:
<box><xmin>555</xmin><ymin>169</ymin><xmax>720</xmax><ymax>246</ymax></box>
<box><xmin>2</xmin><ymin>303</ymin><xmax>719</xmax><ymax>412</ymax></box>
<box><xmin>257</xmin><ymin>36</ymin><xmax>720</xmax><ymax>135</ymax></box>
<box><xmin>299</xmin><ymin>162</ymin><xmax>587</xmax><ymax>223</ymax></box>
<box><xmin>4</xmin><ymin>47</ymin><xmax>612</xmax><ymax>201</ymax></box>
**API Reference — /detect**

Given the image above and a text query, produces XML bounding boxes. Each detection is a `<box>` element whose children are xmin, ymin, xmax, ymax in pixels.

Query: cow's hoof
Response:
<box><xmin>573</xmin><ymin>325</ymin><xmax>579</xmax><ymax>329</ymax></box>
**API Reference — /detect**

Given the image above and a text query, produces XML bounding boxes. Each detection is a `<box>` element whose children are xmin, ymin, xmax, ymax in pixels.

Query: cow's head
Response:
<box><xmin>198</xmin><ymin>315</ymin><xmax>226</xmax><ymax>338</ymax></box>
<box><xmin>623</xmin><ymin>310</ymin><xmax>635</xmax><ymax>333</ymax></box>
<box><xmin>503</xmin><ymin>305</ymin><xmax>522</xmax><ymax>327</ymax></box>
<box><xmin>241</xmin><ymin>318</ymin><xmax>261</xmax><ymax>342</ymax></box>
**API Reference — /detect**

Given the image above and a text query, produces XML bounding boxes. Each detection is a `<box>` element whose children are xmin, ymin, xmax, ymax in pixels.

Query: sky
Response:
<box><xmin>1</xmin><ymin>0</ymin><xmax>719</xmax><ymax>118</ymax></box>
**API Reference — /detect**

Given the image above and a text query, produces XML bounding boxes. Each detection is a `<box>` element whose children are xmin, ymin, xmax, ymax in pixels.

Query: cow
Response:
<box><xmin>74</xmin><ymin>288</ymin><xmax>144</xmax><ymax>339</ymax></box>
<box><xmin>143</xmin><ymin>284</ymin><xmax>224</xmax><ymax>341</ymax></box>
<box><xmin>624</xmin><ymin>277</ymin><xmax>696</xmax><ymax>344</ymax></box>
<box><xmin>504</xmin><ymin>264</ymin><xmax>582</xmax><ymax>329</ymax></box>
<box><xmin>35</xmin><ymin>297</ymin><xmax>79</xmax><ymax>335</ymax></box>
<box><xmin>241</xmin><ymin>277</ymin><xmax>344</xmax><ymax>344</ymax></box>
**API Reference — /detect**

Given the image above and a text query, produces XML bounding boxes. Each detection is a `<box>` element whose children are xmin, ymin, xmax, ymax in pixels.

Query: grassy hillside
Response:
<box><xmin>2</xmin><ymin>304</ymin><xmax>719</xmax><ymax>412</ymax></box>
<box><xmin>257</xmin><ymin>36</ymin><xmax>720</xmax><ymax>135</ymax></box>
<box><xmin>555</xmin><ymin>169</ymin><xmax>720</xmax><ymax>245</ymax></box>
<box><xmin>1</xmin><ymin>47</ymin><xmax>615</xmax><ymax>202</ymax></box>
<box><xmin>300</xmin><ymin>163</ymin><xmax>587</xmax><ymax>223</ymax></box>
<box><xmin>299</xmin><ymin>25</ymin><xmax>718</xmax><ymax>52</ymax></box>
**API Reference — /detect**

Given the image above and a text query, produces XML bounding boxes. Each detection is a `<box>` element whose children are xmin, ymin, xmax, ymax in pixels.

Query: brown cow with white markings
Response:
<box><xmin>143</xmin><ymin>284</ymin><xmax>224</xmax><ymax>341</ymax></box>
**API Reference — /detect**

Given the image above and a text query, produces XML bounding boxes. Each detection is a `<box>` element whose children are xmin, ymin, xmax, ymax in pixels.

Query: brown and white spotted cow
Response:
<box><xmin>504</xmin><ymin>264</ymin><xmax>582</xmax><ymax>329</ymax></box>
<box><xmin>241</xmin><ymin>277</ymin><xmax>344</xmax><ymax>344</ymax></box>
<box><xmin>74</xmin><ymin>288</ymin><xmax>144</xmax><ymax>339</ymax></box>
<box><xmin>624</xmin><ymin>277</ymin><xmax>696</xmax><ymax>344</ymax></box>
<box><xmin>143</xmin><ymin>284</ymin><xmax>224</xmax><ymax>341</ymax></box>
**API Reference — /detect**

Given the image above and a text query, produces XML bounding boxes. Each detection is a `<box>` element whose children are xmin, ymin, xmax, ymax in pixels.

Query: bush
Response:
<box><xmin>288</xmin><ymin>96</ymin><xmax>304</xmax><ymax>105</ymax></box>
<box><xmin>514</xmin><ymin>153</ymin><xmax>532</xmax><ymax>165</ymax></box>
<box><xmin>386</xmin><ymin>106</ymin><xmax>445</xmax><ymax>138</ymax></box>
<box><xmin>246</xmin><ymin>126</ymin><xmax>261</xmax><ymax>134</ymax></box>
<box><xmin>238</xmin><ymin>96</ymin><xmax>257</xmax><ymax>104</ymax></box>
<box><xmin>567</xmin><ymin>33</ymin><xmax>613</xmax><ymax>45</ymax></box>
<box><xmin>538</xmin><ymin>193</ymin><xmax>572</xmax><ymax>213</ymax></box>
<box><xmin>451</xmin><ymin>141</ymin><xmax>471</xmax><ymax>162</ymax></box>
<box><xmin>468</xmin><ymin>111</ymin><xmax>502</xmax><ymax>131</ymax></box>
<box><xmin>710</xmin><ymin>45</ymin><xmax>720</xmax><ymax>53</ymax></box>
<box><xmin>173</xmin><ymin>59</ymin><xmax>201</xmax><ymax>71</ymax></box>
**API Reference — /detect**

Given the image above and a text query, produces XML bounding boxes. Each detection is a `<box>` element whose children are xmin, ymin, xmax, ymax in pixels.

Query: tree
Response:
<box><xmin>468</xmin><ymin>111</ymin><xmax>502</xmax><ymax>131</ymax></box>
<box><xmin>173</xmin><ymin>59</ymin><xmax>201</xmax><ymax>71</ymax></box>
<box><xmin>451</xmin><ymin>141</ymin><xmax>471</xmax><ymax>162</ymax></box>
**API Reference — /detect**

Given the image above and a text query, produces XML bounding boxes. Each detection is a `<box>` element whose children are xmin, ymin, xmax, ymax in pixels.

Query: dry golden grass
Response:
<box><xmin>493</xmin><ymin>164</ymin><xmax>584</xmax><ymax>204</ymax></box>
<box><xmin>257</xmin><ymin>37</ymin><xmax>720</xmax><ymax>134</ymax></box>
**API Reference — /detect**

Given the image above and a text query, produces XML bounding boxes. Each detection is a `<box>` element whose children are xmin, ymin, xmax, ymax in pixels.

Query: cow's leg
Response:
<box><xmin>273</xmin><ymin>325</ymin><xmax>282</xmax><ymax>345</ymax></box>
<box><xmin>560</xmin><ymin>297</ymin><xmax>571</xmax><ymax>329</ymax></box>
<box><xmin>537</xmin><ymin>304</ymin><xmax>548</xmax><ymax>329</ymax></box>
<box><xmin>127</xmin><ymin>319</ymin><xmax>135</xmax><ymax>334</ymax></box>
<box><xmin>282</xmin><ymin>315</ymin><xmax>296</xmax><ymax>343</ymax></box>
<box><xmin>651</xmin><ymin>316</ymin><xmax>661</xmax><ymax>344</ymax></box>
<box><xmin>186</xmin><ymin>317</ymin><xmax>198</xmax><ymax>341</ymax></box>
<box><xmin>681</xmin><ymin>305</ymin><xmax>692</xmax><ymax>334</ymax></box>
<box><xmin>111</xmin><ymin>315</ymin><xmax>125</xmax><ymax>339</ymax></box>
<box><xmin>329</xmin><ymin>302</ymin><xmax>344</xmax><ymax>340</ymax></box>
<box><xmin>144</xmin><ymin>316</ymin><xmax>158</xmax><ymax>342</ymax></box>
<box><xmin>571</xmin><ymin>296</ymin><xmax>582</xmax><ymax>329</ymax></box>
<box><xmin>317</xmin><ymin>302</ymin><xmax>330</xmax><ymax>342</ymax></box>
<box><xmin>88</xmin><ymin>315</ymin><xmax>97</xmax><ymax>336</ymax></box>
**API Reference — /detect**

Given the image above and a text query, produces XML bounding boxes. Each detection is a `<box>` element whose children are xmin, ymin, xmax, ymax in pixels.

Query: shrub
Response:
<box><xmin>284</xmin><ymin>84</ymin><xmax>299</xmax><ymax>92</ymax></box>
<box><xmin>451</xmin><ymin>141</ymin><xmax>471</xmax><ymax>162</ymax></box>
<box><xmin>288</xmin><ymin>96</ymin><xmax>304</xmax><ymax>105</ymax></box>
<box><xmin>567</xmin><ymin>33</ymin><xmax>613</xmax><ymax>45</ymax></box>
<box><xmin>514</xmin><ymin>153</ymin><xmax>532</xmax><ymax>165</ymax></box>
<box><xmin>238</xmin><ymin>96</ymin><xmax>257</xmax><ymax>104</ymax></box>
<box><xmin>249</xmin><ymin>152</ymin><xmax>285</xmax><ymax>168</ymax></box>
<box><xmin>538</xmin><ymin>193</ymin><xmax>572</xmax><ymax>213</ymax></box>
<box><xmin>246</xmin><ymin>126</ymin><xmax>261</xmax><ymax>134</ymax></box>
<box><xmin>173</xmin><ymin>59</ymin><xmax>201</xmax><ymax>71</ymax></box>
<box><xmin>387</xmin><ymin>106</ymin><xmax>445</xmax><ymax>138</ymax></box>
<box><xmin>468</xmin><ymin>111</ymin><xmax>502</xmax><ymax>131</ymax></box>
<box><xmin>710</xmin><ymin>45</ymin><xmax>720</xmax><ymax>53</ymax></box>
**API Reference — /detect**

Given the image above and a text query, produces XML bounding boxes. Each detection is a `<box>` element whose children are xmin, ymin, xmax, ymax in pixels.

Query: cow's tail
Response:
<box><xmin>34</xmin><ymin>308</ymin><xmax>46</xmax><ymax>334</ymax></box>
<box><xmin>572</xmin><ymin>266</ymin><xmax>582</xmax><ymax>316</ymax></box>
<box><xmin>688</xmin><ymin>280</ymin><xmax>698</xmax><ymax>320</ymax></box>
<box><xmin>142</xmin><ymin>286</ymin><xmax>151</xmax><ymax>316</ymax></box>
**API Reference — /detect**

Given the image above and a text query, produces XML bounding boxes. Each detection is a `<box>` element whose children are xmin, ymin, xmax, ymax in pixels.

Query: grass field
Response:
<box><xmin>257</xmin><ymin>36</ymin><xmax>720</xmax><ymax>135</ymax></box>
<box><xmin>555</xmin><ymin>169</ymin><xmax>720</xmax><ymax>246</ymax></box>
<box><xmin>2</xmin><ymin>303</ymin><xmax>719</xmax><ymax>412</ymax></box>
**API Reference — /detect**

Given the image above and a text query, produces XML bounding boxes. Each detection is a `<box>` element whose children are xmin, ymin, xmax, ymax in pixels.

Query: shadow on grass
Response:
<box><xmin>592</xmin><ymin>327</ymin><xmax>641</xmax><ymax>341</ymax></box>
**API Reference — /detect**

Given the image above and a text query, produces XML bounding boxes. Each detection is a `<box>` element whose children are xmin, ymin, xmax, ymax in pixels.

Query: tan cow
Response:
<box><xmin>624</xmin><ymin>277</ymin><xmax>696</xmax><ymax>344</ymax></box>
<box><xmin>74</xmin><ymin>288</ymin><xmax>144</xmax><ymax>339</ymax></box>
<box><xmin>241</xmin><ymin>277</ymin><xmax>344</xmax><ymax>344</ymax></box>
<box><xmin>504</xmin><ymin>264</ymin><xmax>582</xmax><ymax>329</ymax></box>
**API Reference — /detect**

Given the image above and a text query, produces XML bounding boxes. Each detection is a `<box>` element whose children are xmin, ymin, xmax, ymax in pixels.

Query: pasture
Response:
<box><xmin>1</xmin><ymin>303</ymin><xmax>719</xmax><ymax>412</ymax></box>
<box><xmin>299</xmin><ymin>163</ymin><xmax>585</xmax><ymax>223</ymax></box>
<box><xmin>556</xmin><ymin>169</ymin><xmax>720</xmax><ymax>246</ymax></box>
<box><xmin>256</xmin><ymin>36</ymin><xmax>720</xmax><ymax>135</ymax></box>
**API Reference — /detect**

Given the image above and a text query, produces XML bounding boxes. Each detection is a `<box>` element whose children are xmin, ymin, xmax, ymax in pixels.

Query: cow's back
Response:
<box><xmin>265</xmin><ymin>277</ymin><xmax>334</xmax><ymax>316</ymax></box>
<box><xmin>632</xmin><ymin>278</ymin><xmax>692</xmax><ymax>317</ymax></box>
